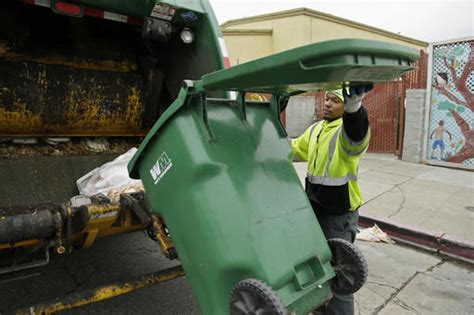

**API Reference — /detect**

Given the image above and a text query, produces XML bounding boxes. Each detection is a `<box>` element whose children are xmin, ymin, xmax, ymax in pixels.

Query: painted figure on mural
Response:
<box><xmin>430</xmin><ymin>40</ymin><xmax>473</xmax><ymax>165</ymax></box>
<box><xmin>430</xmin><ymin>120</ymin><xmax>452</xmax><ymax>160</ymax></box>
<box><xmin>427</xmin><ymin>40</ymin><xmax>474</xmax><ymax>166</ymax></box>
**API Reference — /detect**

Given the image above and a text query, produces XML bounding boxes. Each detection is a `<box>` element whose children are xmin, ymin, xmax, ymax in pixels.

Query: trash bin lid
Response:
<box><xmin>200</xmin><ymin>38</ymin><xmax>420</xmax><ymax>93</ymax></box>
<box><xmin>128</xmin><ymin>39</ymin><xmax>420</xmax><ymax>178</ymax></box>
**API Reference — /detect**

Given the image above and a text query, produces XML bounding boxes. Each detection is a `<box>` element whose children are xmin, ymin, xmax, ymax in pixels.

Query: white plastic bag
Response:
<box><xmin>76</xmin><ymin>148</ymin><xmax>143</xmax><ymax>197</ymax></box>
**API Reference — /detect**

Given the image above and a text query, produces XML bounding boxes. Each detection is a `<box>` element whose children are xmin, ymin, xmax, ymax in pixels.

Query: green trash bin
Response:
<box><xmin>128</xmin><ymin>39</ymin><xmax>419</xmax><ymax>314</ymax></box>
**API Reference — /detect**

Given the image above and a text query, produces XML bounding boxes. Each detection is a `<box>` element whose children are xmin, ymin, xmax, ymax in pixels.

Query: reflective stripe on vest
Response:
<box><xmin>309</xmin><ymin>122</ymin><xmax>321</xmax><ymax>142</ymax></box>
<box><xmin>307</xmin><ymin>125</ymin><xmax>358</xmax><ymax>186</ymax></box>
<box><xmin>306</xmin><ymin>173</ymin><xmax>358</xmax><ymax>186</ymax></box>
<box><xmin>341</xmin><ymin>127</ymin><xmax>370</xmax><ymax>156</ymax></box>
<box><xmin>325</xmin><ymin>127</ymin><xmax>341</xmax><ymax>176</ymax></box>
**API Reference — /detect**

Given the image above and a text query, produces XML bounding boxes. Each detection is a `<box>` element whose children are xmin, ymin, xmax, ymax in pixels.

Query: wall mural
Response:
<box><xmin>427</xmin><ymin>39</ymin><xmax>473</xmax><ymax>167</ymax></box>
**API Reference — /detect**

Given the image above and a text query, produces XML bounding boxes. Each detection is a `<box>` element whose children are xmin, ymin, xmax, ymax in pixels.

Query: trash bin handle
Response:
<box><xmin>271</xmin><ymin>94</ymin><xmax>288</xmax><ymax>138</ymax></box>
<box><xmin>236</xmin><ymin>92</ymin><xmax>247</xmax><ymax>121</ymax></box>
<box><xmin>183</xmin><ymin>81</ymin><xmax>216</xmax><ymax>142</ymax></box>
<box><xmin>198</xmin><ymin>93</ymin><xmax>216</xmax><ymax>141</ymax></box>
<box><xmin>298</xmin><ymin>60</ymin><xmax>334</xmax><ymax>71</ymax></box>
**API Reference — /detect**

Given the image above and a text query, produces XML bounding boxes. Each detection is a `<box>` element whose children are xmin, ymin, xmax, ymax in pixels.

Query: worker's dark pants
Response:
<box><xmin>315</xmin><ymin>209</ymin><xmax>359</xmax><ymax>315</ymax></box>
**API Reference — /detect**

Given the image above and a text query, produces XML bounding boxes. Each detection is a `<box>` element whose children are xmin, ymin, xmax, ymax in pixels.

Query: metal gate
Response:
<box><xmin>363</xmin><ymin>82</ymin><xmax>403</xmax><ymax>153</ymax></box>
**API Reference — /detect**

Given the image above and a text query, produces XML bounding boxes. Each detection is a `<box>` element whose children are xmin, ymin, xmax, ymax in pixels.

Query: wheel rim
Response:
<box><xmin>229</xmin><ymin>279</ymin><xmax>287</xmax><ymax>315</ymax></box>
<box><xmin>231</xmin><ymin>289</ymin><xmax>271</xmax><ymax>314</ymax></box>
<box><xmin>328</xmin><ymin>238</ymin><xmax>368</xmax><ymax>294</ymax></box>
<box><xmin>331</xmin><ymin>245</ymin><xmax>357</xmax><ymax>287</ymax></box>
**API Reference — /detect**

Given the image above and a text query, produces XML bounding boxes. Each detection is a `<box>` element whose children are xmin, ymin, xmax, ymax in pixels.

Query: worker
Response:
<box><xmin>290</xmin><ymin>84</ymin><xmax>373</xmax><ymax>315</ymax></box>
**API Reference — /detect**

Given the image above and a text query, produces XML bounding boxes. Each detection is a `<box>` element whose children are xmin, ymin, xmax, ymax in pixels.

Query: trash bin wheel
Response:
<box><xmin>327</xmin><ymin>238</ymin><xmax>368</xmax><ymax>295</ymax></box>
<box><xmin>229</xmin><ymin>278</ymin><xmax>287</xmax><ymax>315</ymax></box>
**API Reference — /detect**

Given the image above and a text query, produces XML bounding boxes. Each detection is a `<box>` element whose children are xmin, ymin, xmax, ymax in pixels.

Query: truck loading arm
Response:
<box><xmin>0</xmin><ymin>192</ymin><xmax>176</xmax><ymax>274</ymax></box>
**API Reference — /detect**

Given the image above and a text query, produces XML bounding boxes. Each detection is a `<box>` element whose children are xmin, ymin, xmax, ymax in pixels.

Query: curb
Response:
<box><xmin>358</xmin><ymin>214</ymin><xmax>474</xmax><ymax>264</ymax></box>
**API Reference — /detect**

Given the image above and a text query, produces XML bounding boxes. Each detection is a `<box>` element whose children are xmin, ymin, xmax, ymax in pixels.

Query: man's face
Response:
<box><xmin>323</xmin><ymin>93</ymin><xmax>344</xmax><ymax>121</ymax></box>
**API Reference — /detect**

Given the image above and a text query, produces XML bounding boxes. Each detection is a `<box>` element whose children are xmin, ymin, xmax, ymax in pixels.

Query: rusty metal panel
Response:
<box><xmin>0</xmin><ymin>47</ymin><xmax>147</xmax><ymax>137</ymax></box>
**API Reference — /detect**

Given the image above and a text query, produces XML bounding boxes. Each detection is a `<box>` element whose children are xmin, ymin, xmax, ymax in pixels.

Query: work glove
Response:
<box><xmin>343</xmin><ymin>84</ymin><xmax>374</xmax><ymax>113</ymax></box>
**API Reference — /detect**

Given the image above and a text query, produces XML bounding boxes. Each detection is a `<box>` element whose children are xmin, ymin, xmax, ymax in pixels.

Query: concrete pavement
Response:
<box><xmin>359</xmin><ymin>154</ymin><xmax>473</xmax><ymax>241</ymax></box>
<box><xmin>293</xmin><ymin>153</ymin><xmax>474</xmax><ymax>262</ymax></box>
<box><xmin>355</xmin><ymin>241</ymin><xmax>473</xmax><ymax>314</ymax></box>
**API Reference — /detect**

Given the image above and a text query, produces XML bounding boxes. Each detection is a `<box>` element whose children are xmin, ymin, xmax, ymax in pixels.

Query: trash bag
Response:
<box><xmin>76</xmin><ymin>148</ymin><xmax>143</xmax><ymax>197</ymax></box>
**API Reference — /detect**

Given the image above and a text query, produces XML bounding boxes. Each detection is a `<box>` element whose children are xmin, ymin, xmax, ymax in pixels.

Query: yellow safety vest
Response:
<box><xmin>291</xmin><ymin>118</ymin><xmax>370</xmax><ymax>211</ymax></box>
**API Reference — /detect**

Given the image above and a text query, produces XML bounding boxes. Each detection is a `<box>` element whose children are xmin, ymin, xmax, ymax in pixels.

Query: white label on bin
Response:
<box><xmin>150</xmin><ymin>152</ymin><xmax>173</xmax><ymax>185</ymax></box>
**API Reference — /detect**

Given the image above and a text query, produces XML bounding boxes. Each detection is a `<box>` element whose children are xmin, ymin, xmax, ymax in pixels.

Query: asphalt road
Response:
<box><xmin>1</xmin><ymin>231</ymin><xmax>472</xmax><ymax>314</ymax></box>
<box><xmin>0</xmin><ymin>232</ymin><xmax>198</xmax><ymax>314</ymax></box>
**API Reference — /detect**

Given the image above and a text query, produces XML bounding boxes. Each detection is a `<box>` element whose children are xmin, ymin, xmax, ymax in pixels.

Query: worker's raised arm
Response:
<box><xmin>339</xmin><ymin>85</ymin><xmax>372</xmax><ymax>157</ymax></box>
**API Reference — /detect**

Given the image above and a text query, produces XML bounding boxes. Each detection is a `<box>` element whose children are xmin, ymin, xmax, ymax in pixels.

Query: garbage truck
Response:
<box><xmin>0</xmin><ymin>0</ymin><xmax>420</xmax><ymax>313</ymax></box>
<box><xmin>0</xmin><ymin>0</ymin><xmax>227</xmax><ymax>273</ymax></box>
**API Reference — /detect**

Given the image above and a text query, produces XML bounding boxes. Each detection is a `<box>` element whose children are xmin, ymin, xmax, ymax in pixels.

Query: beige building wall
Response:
<box><xmin>309</xmin><ymin>19</ymin><xmax>426</xmax><ymax>49</ymax></box>
<box><xmin>222</xmin><ymin>8</ymin><xmax>428</xmax><ymax>65</ymax></box>
<box><xmin>224</xmin><ymin>20</ymin><xmax>274</xmax><ymax>30</ymax></box>
<box><xmin>223</xmin><ymin>32</ymin><xmax>273</xmax><ymax>65</ymax></box>
<box><xmin>271</xmin><ymin>15</ymin><xmax>311</xmax><ymax>53</ymax></box>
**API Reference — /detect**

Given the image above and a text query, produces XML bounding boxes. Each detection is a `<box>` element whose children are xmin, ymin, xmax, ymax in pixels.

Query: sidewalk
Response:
<box><xmin>293</xmin><ymin>153</ymin><xmax>474</xmax><ymax>262</ymax></box>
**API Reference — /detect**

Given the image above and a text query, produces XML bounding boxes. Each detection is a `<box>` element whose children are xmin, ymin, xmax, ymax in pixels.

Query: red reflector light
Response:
<box><xmin>52</xmin><ymin>0</ymin><xmax>83</xmax><ymax>17</ymax></box>
<box><xmin>223</xmin><ymin>57</ymin><xmax>231</xmax><ymax>68</ymax></box>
